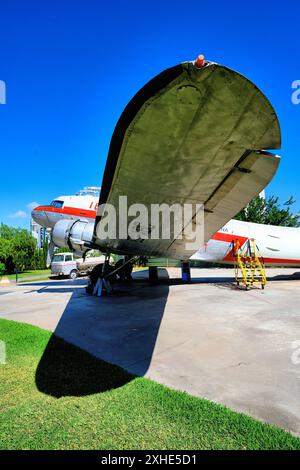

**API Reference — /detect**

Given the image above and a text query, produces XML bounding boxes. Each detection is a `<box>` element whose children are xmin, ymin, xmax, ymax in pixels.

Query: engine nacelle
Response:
<box><xmin>52</xmin><ymin>219</ymin><xmax>95</xmax><ymax>254</ymax></box>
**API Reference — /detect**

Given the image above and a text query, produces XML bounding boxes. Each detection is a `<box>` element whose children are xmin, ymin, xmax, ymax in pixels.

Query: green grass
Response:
<box><xmin>18</xmin><ymin>276</ymin><xmax>54</xmax><ymax>284</ymax></box>
<box><xmin>0</xmin><ymin>319</ymin><xmax>299</xmax><ymax>450</ymax></box>
<box><xmin>1</xmin><ymin>269</ymin><xmax>51</xmax><ymax>280</ymax></box>
<box><xmin>2</xmin><ymin>268</ymin><xmax>145</xmax><ymax>282</ymax></box>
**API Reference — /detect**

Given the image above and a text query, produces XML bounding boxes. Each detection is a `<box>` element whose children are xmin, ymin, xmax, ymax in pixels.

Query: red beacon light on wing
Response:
<box><xmin>194</xmin><ymin>54</ymin><xmax>206</xmax><ymax>68</ymax></box>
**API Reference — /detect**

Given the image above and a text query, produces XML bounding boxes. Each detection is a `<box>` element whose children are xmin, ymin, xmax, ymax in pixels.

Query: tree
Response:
<box><xmin>0</xmin><ymin>223</ymin><xmax>38</xmax><ymax>272</ymax></box>
<box><xmin>0</xmin><ymin>225</ymin><xmax>14</xmax><ymax>272</ymax></box>
<box><xmin>0</xmin><ymin>237</ymin><xmax>12</xmax><ymax>264</ymax></box>
<box><xmin>11</xmin><ymin>230</ymin><xmax>37</xmax><ymax>271</ymax></box>
<box><xmin>54</xmin><ymin>246</ymin><xmax>72</xmax><ymax>254</ymax></box>
<box><xmin>235</xmin><ymin>195</ymin><xmax>300</xmax><ymax>227</ymax></box>
<box><xmin>32</xmin><ymin>247</ymin><xmax>46</xmax><ymax>270</ymax></box>
<box><xmin>0</xmin><ymin>262</ymin><xmax>5</xmax><ymax>276</ymax></box>
<box><xmin>87</xmin><ymin>249</ymin><xmax>102</xmax><ymax>257</ymax></box>
<box><xmin>42</xmin><ymin>237</ymin><xmax>49</xmax><ymax>268</ymax></box>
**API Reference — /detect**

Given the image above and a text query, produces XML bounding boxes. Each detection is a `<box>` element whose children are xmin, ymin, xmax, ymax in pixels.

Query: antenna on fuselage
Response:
<box><xmin>77</xmin><ymin>186</ymin><xmax>101</xmax><ymax>197</ymax></box>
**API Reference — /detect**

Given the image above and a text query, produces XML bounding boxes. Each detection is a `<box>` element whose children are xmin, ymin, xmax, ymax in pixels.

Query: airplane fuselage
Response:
<box><xmin>32</xmin><ymin>195</ymin><xmax>98</xmax><ymax>228</ymax></box>
<box><xmin>191</xmin><ymin>219</ymin><xmax>300</xmax><ymax>267</ymax></box>
<box><xmin>32</xmin><ymin>197</ymin><xmax>300</xmax><ymax>267</ymax></box>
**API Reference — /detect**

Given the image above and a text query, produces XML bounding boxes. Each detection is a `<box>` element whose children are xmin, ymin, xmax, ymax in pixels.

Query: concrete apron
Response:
<box><xmin>0</xmin><ymin>267</ymin><xmax>299</xmax><ymax>436</ymax></box>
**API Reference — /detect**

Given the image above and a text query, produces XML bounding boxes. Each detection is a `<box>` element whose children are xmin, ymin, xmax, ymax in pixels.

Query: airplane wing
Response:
<box><xmin>93</xmin><ymin>60</ymin><xmax>281</xmax><ymax>259</ymax></box>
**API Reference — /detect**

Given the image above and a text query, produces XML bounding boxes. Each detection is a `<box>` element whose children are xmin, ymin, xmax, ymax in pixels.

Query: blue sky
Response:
<box><xmin>0</xmin><ymin>0</ymin><xmax>300</xmax><ymax>228</ymax></box>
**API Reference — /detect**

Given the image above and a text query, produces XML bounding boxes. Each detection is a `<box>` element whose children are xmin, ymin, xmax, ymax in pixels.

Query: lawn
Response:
<box><xmin>1</xmin><ymin>268</ymin><xmax>145</xmax><ymax>283</ymax></box>
<box><xmin>0</xmin><ymin>318</ymin><xmax>299</xmax><ymax>450</ymax></box>
<box><xmin>0</xmin><ymin>269</ymin><xmax>51</xmax><ymax>280</ymax></box>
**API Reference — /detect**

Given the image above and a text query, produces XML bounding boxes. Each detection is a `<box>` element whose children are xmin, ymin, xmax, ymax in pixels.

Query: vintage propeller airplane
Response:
<box><xmin>31</xmin><ymin>55</ymin><xmax>300</xmax><ymax>284</ymax></box>
<box><xmin>32</xmin><ymin>194</ymin><xmax>300</xmax><ymax>268</ymax></box>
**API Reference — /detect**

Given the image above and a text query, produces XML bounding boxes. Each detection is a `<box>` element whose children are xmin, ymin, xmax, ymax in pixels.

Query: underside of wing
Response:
<box><xmin>93</xmin><ymin>61</ymin><xmax>281</xmax><ymax>259</ymax></box>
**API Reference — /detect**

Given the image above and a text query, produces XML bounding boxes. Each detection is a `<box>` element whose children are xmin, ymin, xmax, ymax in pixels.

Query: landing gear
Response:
<box><xmin>86</xmin><ymin>255</ymin><xmax>137</xmax><ymax>296</ymax></box>
<box><xmin>86</xmin><ymin>261</ymin><xmax>114</xmax><ymax>296</ymax></box>
<box><xmin>114</xmin><ymin>258</ymin><xmax>133</xmax><ymax>281</ymax></box>
<box><xmin>149</xmin><ymin>266</ymin><xmax>158</xmax><ymax>284</ymax></box>
<box><xmin>181</xmin><ymin>261</ymin><xmax>191</xmax><ymax>282</ymax></box>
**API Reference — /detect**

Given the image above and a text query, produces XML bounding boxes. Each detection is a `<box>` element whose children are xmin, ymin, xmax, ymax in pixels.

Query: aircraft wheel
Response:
<box><xmin>89</xmin><ymin>263</ymin><xmax>104</xmax><ymax>287</ymax></box>
<box><xmin>115</xmin><ymin>259</ymin><xmax>133</xmax><ymax>281</ymax></box>
<box><xmin>89</xmin><ymin>263</ymin><xmax>117</xmax><ymax>287</ymax></box>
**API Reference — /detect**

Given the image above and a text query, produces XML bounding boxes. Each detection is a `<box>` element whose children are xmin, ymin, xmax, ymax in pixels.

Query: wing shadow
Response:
<box><xmin>35</xmin><ymin>270</ymin><xmax>169</xmax><ymax>397</ymax></box>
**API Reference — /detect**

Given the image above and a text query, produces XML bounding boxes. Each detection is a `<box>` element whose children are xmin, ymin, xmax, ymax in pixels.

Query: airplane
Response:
<box><xmin>32</xmin><ymin>190</ymin><xmax>99</xmax><ymax>229</ymax></box>
<box><xmin>30</xmin><ymin>55</ymin><xmax>300</xmax><ymax>282</ymax></box>
<box><xmin>32</xmin><ymin>192</ymin><xmax>300</xmax><ymax>268</ymax></box>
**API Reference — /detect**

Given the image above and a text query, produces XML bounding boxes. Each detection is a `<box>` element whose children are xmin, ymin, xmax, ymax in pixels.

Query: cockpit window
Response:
<box><xmin>50</xmin><ymin>200</ymin><xmax>64</xmax><ymax>208</ymax></box>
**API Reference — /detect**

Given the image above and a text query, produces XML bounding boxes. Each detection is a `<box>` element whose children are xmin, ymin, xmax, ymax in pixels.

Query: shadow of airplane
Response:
<box><xmin>35</xmin><ymin>334</ymin><xmax>135</xmax><ymax>397</ymax></box>
<box><xmin>33</xmin><ymin>270</ymin><xmax>170</xmax><ymax>398</ymax></box>
<box><xmin>22</xmin><ymin>267</ymin><xmax>300</xmax><ymax>398</ymax></box>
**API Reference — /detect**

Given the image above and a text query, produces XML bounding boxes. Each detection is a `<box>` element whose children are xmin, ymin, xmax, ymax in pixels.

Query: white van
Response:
<box><xmin>51</xmin><ymin>252</ymin><xmax>106</xmax><ymax>279</ymax></box>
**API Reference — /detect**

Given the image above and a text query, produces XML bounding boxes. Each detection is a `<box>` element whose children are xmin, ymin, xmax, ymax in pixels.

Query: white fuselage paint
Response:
<box><xmin>191</xmin><ymin>219</ymin><xmax>300</xmax><ymax>267</ymax></box>
<box><xmin>31</xmin><ymin>195</ymin><xmax>98</xmax><ymax>228</ymax></box>
<box><xmin>32</xmin><ymin>197</ymin><xmax>300</xmax><ymax>267</ymax></box>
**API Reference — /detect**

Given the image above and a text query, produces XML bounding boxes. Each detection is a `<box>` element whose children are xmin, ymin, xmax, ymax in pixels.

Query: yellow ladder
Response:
<box><xmin>233</xmin><ymin>238</ymin><xmax>267</xmax><ymax>290</ymax></box>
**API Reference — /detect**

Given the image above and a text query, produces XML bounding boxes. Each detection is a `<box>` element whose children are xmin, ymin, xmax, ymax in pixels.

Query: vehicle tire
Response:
<box><xmin>69</xmin><ymin>269</ymin><xmax>78</xmax><ymax>280</ymax></box>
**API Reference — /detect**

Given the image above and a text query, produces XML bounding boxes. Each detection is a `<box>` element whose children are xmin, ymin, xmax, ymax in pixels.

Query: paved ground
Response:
<box><xmin>0</xmin><ymin>267</ymin><xmax>300</xmax><ymax>435</ymax></box>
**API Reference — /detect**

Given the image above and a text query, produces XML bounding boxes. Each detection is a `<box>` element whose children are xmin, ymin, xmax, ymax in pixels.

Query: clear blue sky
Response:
<box><xmin>1</xmin><ymin>0</ymin><xmax>300</xmax><ymax>228</ymax></box>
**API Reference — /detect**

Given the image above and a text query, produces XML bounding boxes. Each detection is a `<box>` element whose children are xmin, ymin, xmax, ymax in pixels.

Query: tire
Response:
<box><xmin>115</xmin><ymin>259</ymin><xmax>133</xmax><ymax>280</ymax></box>
<box><xmin>89</xmin><ymin>263</ymin><xmax>117</xmax><ymax>287</ymax></box>
<box><xmin>89</xmin><ymin>263</ymin><xmax>104</xmax><ymax>287</ymax></box>
<box><xmin>85</xmin><ymin>284</ymin><xmax>93</xmax><ymax>294</ymax></box>
<box><xmin>69</xmin><ymin>269</ymin><xmax>78</xmax><ymax>280</ymax></box>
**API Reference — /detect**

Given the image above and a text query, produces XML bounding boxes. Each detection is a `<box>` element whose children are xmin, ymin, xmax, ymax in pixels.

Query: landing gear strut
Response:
<box><xmin>149</xmin><ymin>266</ymin><xmax>158</xmax><ymax>284</ymax></box>
<box><xmin>86</xmin><ymin>255</ymin><xmax>137</xmax><ymax>296</ymax></box>
<box><xmin>181</xmin><ymin>261</ymin><xmax>191</xmax><ymax>282</ymax></box>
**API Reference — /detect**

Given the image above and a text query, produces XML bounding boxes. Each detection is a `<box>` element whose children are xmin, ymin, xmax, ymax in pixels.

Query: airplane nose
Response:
<box><xmin>31</xmin><ymin>208</ymin><xmax>47</xmax><ymax>226</ymax></box>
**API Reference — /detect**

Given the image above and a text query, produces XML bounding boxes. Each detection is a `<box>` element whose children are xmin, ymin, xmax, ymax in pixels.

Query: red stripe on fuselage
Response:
<box><xmin>211</xmin><ymin>232</ymin><xmax>300</xmax><ymax>265</ymax></box>
<box><xmin>211</xmin><ymin>232</ymin><xmax>248</xmax><ymax>244</ymax></box>
<box><xmin>211</xmin><ymin>232</ymin><xmax>248</xmax><ymax>262</ymax></box>
<box><xmin>35</xmin><ymin>205</ymin><xmax>97</xmax><ymax>219</ymax></box>
<box><xmin>259</xmin><ymin>257</ymin><xmax>300</xmax><ymax>265</ymax></box>
<box><xmin>35</xmin><ymin>208</ymin><xmax>300</xmax><ymax>265</ymax></box>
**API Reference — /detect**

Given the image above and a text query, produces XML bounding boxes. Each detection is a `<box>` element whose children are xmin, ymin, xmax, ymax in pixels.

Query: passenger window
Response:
<box><xmin>65</xmin><ymin>255</ymin><xmax>72</xmax><ymax>262</ymax></box>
